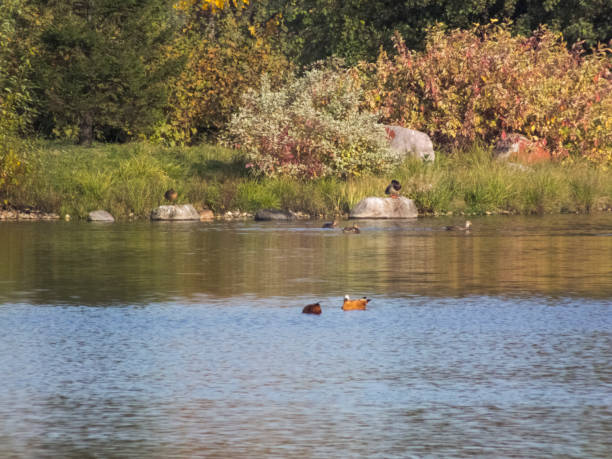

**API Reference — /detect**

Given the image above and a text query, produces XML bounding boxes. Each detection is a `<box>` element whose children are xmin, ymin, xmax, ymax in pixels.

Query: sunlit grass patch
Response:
<box><xmin>8</xmin><ymin>140</ymin><xmax>612</xmax><ymax>219</ymax></box>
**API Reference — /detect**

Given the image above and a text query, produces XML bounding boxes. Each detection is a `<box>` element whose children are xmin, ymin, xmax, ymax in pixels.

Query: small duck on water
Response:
<box><xmin>342</xmin><ymin>224</ymin><xmax>360</xmax><ymax>234</ymax></box>
<box><xmin>342</xmin><ymin>295</ymin><xmax>370</xmax><ymax>311</ymax></box>
<box><xmin>302</xmin><ymin>302</ymin><xmax>322</xmax><ymax>314</ymax></box>
<box><xmin>444</xmin><ymin>220</ymin><xmax>472</xmax><ymax>231</ymax></box>
<box><xmin>322</xmin><ymin>219</ymin><xmax>339</xmax><ymax>229</ymax></box>
<box><xmin>385</xmin><ymin>179</ymin><xmax>402</xmax><ymax>198</ymax></box>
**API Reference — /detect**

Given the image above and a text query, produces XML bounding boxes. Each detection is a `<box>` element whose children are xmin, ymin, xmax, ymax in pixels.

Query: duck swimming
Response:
<box><xmin>444</xmin><ymin>220</ymin><xmax>472</xmax><ymax>231</ymax></box>
<box><xmin>164</xmin><ymin>189</ymin><xmax>178</xmax><ymax>202</ymax></box>
<box><xmin>385</xmin><ymin>179</ymin><xmax>402</xmax><ymax>198</ymax></box>
<box><xmin>342</xmin><ymin>224</ymin><xmax>360</xmax><ymax>234</ymax></box>
<box><xmin>342</xmin><ymin>295</ymin><xmax>370</xmax><ymax>311</ymax></box>
<box><xmin>302</xmin><ymin>302</ymin><xmax>322</xmax><ymax>314</ymax></box>
<box><xmin>322</xmin><ymin>219</ymin><xmax>338</xmax><ymax>229</ymax></box>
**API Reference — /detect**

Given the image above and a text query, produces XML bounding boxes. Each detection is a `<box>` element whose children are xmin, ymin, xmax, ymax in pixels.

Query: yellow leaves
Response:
<box><xmin>173</xmin><ymin>0</ymin><xmax>249</xmax><ymax>12</ymax></box>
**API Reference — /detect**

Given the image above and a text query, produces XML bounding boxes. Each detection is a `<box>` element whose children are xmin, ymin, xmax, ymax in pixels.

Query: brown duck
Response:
<box><xmin>322</xmin><ymin>219</ymin><xmax>339</xmax><ymax>229</ymax></box>
<box><xmin>342</xmin><ymin>224</ymin><xmax>360</xmax><ymax>234</ymax></box>
<box><xmin>302</xmin><ymin>302</ymin><xmax>322</xmax><ymax>314</ymax></box>
<box><xmin>342</xmin><ymin>295</ymin><xmax>370</xmax><ymax>311</ymax></box>
<box><xmin>164</xmin><ymin>189</ymin><xmax>178</xmax><ymax>202</ymax></box>
<box><xmin>444</xmin><ymin>220</ymin><xmax>472</xmax><ymax>231</ymax></box>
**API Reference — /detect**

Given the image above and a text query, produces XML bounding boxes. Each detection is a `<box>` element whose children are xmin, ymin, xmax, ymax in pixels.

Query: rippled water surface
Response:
<box><xmin>1</xmin><ymin>215</ymin><xmax>611</xmax><ymax>457</ymax></box>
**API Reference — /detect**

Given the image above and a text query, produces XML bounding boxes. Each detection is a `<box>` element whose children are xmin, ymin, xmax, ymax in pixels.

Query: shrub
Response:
<box><xmin>363</xmin><ymin>22</ymin><xmax>612</xmax><ymax>165</ymax></box>
<box><xmin>159</xmin><ymin>13</ymin><xmax>291</xmax><ymax>144</ymax></box>
<box><xmin>227</xmin><ymin>61</ymin><xmax>398</xmax><ymax>179</ymax></box>
<box><xmin>0</xmin><ymin>0</ymin><xmax>38</xmax><ymax>200</ymax></box>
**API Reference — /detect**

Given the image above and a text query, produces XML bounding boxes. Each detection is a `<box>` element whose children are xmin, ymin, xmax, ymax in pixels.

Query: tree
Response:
<box><xmin>0</xmin><ymin>0</ymin><xmax>39</xmax><ymax>199</ymax></box>
<box><xmin>159</xmin><ymin>0</ymin><xmax>291</xmax><ymax>142</ymax></box>
<box><xmin>33</xmin><ymin>0</ymin><xmax>180</xmax><ymax>144</ymax></box>
<box><xmin>257</xmin><ymin>0</ymin><xmax>612</xmax><ymax>66</ymax></box>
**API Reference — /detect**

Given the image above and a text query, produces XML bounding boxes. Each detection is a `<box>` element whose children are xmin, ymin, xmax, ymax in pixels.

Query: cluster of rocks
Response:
<box><xmin>221</xmin><ymin>210</ymin><xmax>253</xmax><ymax>220</ymax></box>
<box><xmin>385</xmin><ymin>123</ymin><xmax>559</xmax><ymax>166</ymax></box>
<box><xmin>385</xmin><ymin>125</ymin><xmax>552</xmax><ymax>165</ymax></box>
<box><xmin>0</xmin><ymin>209</ymin><xmax>60</xmax><ymax>221</ymax></box>
<box><xmin>254</xmin><ymin>209</ymin><xmax>311</xmax><ymax>221</ymax></box>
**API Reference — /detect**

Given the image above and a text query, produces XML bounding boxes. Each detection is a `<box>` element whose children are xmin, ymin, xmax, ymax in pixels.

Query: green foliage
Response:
<box><xmin>227</xmin><ymin>61</ymin><xmax>398</xmax><ymax>179</ymax></box>
<box><xmin>158</xmin><ymin>4</ymin><xmax>291</xmax><ymax>144</ymax></box>
<box><xmin>364</xmin><ymin>23</ymin><xmax>612</xmax><ymax>165</ymax></box>
<box><xmin>5</xmin><ymin>141</ymin><xmax>612</xmax><ymax>218</ymax></box>
<box><xmin>0</xmin><ymin>0</ymin><xmax>38</xmax><ymax>137</ymax></box>
<box><xmin>259</xmin><ymin>0</ymin><xmax>612</xmax><ymax>66</ymax></box>
<box><xmin>0</xmin><ymin>0</ymin><xmax>39</xmax><ymax>200</ymax></box>
<box><xmin>0</xmin><ymin>143</ymin><xmax>28</xmax><ymax>202</ymax></box>
<box><xmin>33</xmin><ymin>0</ymin><xmax>180</xmax><ymax>144</ymax></box>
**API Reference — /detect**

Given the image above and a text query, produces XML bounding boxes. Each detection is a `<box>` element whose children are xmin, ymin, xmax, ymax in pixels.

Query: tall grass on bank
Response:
<box><xmin>7</xmin><ymin>141</ymin><xmax>612</xmax><ymax>219</ymax></box>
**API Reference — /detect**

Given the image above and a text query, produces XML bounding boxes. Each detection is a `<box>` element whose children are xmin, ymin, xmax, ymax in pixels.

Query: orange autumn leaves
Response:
<box><xmin>362</xmin><ymin>23</ymin><xmax>612</xmax><ymax>165</ymax></box>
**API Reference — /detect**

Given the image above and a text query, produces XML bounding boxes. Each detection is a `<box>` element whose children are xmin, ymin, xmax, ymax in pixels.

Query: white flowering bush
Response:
<box><xmin>226</xmin><ymin>63</ymin><xmax>397</xmax><ymax>179</ymax></box>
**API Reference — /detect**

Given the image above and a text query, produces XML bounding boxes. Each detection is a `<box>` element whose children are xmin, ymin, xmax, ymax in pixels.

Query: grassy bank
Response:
<box><xmin>6</xmin><ymin>141</ymin><xmax>612</xmax><ymax>220</ymax></box>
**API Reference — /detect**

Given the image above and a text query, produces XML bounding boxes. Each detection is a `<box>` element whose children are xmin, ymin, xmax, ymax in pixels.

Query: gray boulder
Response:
<box><xmin>385</xmin><ymin>125</ymin><xmax>435</xmax><ymax>162</ymax></box>
<box><xmin>254</xmin><ymin>208</ymin><xmax>296</xmax><ymax>221</ymax></box>
<box><xmin>151</xmin><ymin>204</ymin><xmax>201</xmax><ymax>221</ymax></box>
<box><xmin>87</xmin><ymin>210</ymin><xmax>115</xmax><ymax>222</ymax></box>
<box><xmin>350</xmin><ymin>197</ymin><xmax>418</xmax><ymax>219</ymax></box>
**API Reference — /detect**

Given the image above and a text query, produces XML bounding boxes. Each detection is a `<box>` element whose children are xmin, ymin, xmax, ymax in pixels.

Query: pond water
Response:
<box><xmin>0</xmin><ymin>215</ymin><xmax>611</xmax><ymax>457</ymax></box>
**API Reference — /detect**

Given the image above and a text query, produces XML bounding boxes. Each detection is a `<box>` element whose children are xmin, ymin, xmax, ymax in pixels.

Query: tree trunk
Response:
<box><xmin>78</xmin><ymin>112</ymin><xmax>94</xmax><ymax>146</ymax></box>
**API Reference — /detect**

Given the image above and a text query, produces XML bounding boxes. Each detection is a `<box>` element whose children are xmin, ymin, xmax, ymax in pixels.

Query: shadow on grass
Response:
<box><xmin>189</xmin><ymin>157</ymin><xmax>248</xmax><ymax>180</ymax></box>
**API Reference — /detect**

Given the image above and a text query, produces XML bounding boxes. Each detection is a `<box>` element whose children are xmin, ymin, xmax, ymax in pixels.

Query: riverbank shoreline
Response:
<box><xmin>3</xmin><ymin>141</ymin><xmax>612</xmax><ymax>221</ymax></box>
<box><xmin>3</xmin><ymin>205</ymin><xmax>611</xmax><ymax>222</ymax></box>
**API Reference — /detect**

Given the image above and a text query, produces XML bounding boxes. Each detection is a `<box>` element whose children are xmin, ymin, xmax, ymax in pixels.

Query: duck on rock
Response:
<box><xmin>164</xmin><ymin>189</ymin><xmax>178</xmax><ymax>202</ymax></box>
<box><xmin>385</xmin><ymin>180</ymin><xmax>402</xmax><ymax>198</ymax></box>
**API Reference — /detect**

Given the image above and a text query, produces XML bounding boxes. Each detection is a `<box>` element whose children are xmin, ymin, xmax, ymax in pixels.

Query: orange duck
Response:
<box><xmin>342</xmin><ymin>295</ymin><xmax>370</xmax><ymax>311</ymax></box>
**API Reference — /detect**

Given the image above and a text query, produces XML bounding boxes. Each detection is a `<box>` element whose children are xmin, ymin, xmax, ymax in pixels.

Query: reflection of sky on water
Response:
<box><xmin>0</xmin><ymin>296</ymin><xmax>610</xmax><ymax>457</ymax></box>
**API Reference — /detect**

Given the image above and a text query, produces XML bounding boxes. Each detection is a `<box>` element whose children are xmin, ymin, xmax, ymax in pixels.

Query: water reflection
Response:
<box><xmin>0</xmin><ymin>298</ymin><xmax>610</xmax><ymax>457</ymax></box>
<box><xmin>1</xmin><ymin>215</ymin><xmax>612</xmax><ymax>305</ymax></box>
<box><xmin>1</xmin><ymin>216</ymin><xmax>611</xmax><ymax>456</ymax></box>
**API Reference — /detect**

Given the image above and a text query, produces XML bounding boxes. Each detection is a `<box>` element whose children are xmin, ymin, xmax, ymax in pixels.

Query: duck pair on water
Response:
<box><xmin>322</xmin><ymin>220</ymin><xmax>361</xmax><ymax>234</ymax></box>
<box><xmin>302</xmin><ymin>295</ymin><xmax>371</xmax><ymax>314</ymax></box>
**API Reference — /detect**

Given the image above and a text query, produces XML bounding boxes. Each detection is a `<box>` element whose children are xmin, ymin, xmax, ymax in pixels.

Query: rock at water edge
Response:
<box><xmin>151</xmin><ymin>204</ymin><xmax>201</xmax><ymax>221</ymax></box>
<box><xmin>350</xmin><ymin>197</ymin><xmax>418</xmax><ymax>219</ymax></box>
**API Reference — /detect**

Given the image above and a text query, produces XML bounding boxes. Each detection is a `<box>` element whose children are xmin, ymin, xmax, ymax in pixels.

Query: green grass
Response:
<box><xmin>6</xmin><ymin>140</ymin><xmax>612</xmax><ymax>219</ymax></box>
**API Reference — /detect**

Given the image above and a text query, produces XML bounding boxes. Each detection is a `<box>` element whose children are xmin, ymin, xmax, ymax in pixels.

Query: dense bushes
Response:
<box><xmin>32</xmin><ymin>0</ymin><xmax>178</xmax><ymax>145</ymax></box>
<box><xmin>161</xmin><ymin>14</ymin><xmax>291</xmax><ymax>144</ymax></box>
<box><xmin>363</xmin><ymin>23</ymin><xmax>612</xmax><ymax>164</ymax></box>
<box><xmin>0</xmin><ymin>0</ymin><xmax>37</xmax><ymax>200</ymax></box>
<box><xmin>227</xmin><ymin>62</ymin><xmax>397</xmax><ymax>179</ymax></box>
